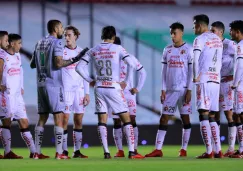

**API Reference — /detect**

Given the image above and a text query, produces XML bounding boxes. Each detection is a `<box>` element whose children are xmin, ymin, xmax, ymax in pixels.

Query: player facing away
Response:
<box><xmin>76</xmin><ymin>26</ymin><xmax>144</xmax><ymax>159</ymax></box>
<box><xmin>110</xmin><ymin>37</ymin><xmax>146</xmax><ymax>157</ymax></box>
<box><xmin>145</xmin><ymin>22</ymin><xmax>193</xmax><ymax>158</ymax></box>
<box><xmin>62</xmin><ymin>26</ymin><xmax>89</xmax><ymax>158</ymax></box>
<box><xmin>210</xmin><ymin>21</ymin><xmax>237</xmax><ymax>157</ymax></box>
<box><xmin>0</xmin><ymin>34</ymin><xmax>38</xmax><ymax>159</ymax></box>
<box><xmin>228</xmin><ymin>20</ymin><xmax>243</xmax><ymax>158</ymax></box>
<box><xmin>0</xmin><ymin>31</ymin><xmax>9</xmax><ymax>159</ymax></box>
<box><xmin>30</xmin><ymin>20</ymin><xmax>88</xmax><ymax>159</ymax></box>
<box><xmin>192</xmin><ymin>14</ymin><xmax>223</xmax><ymax>159</ymax></box>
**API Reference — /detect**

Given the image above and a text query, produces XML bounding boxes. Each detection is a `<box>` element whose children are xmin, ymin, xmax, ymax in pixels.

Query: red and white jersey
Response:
<box><xmin>221</xmin><ymin>38</ymin><xmax>237</xmax><ymax>78</ymax></box>
<box><xmin>161</xmin><ymin>43</ymin><xmax>193</xmax><ymax>91</ymax></box>
<box><xmin>0</xmin><ymin>51</ymin><xmax>22</xmax><ymax>94</ymax></box>
<box><xmin>82</xmin><ymin>42</ymin><xmax>131</xmax><ymax>88</ymax></box>
<box><xmin>62</xmin><ymin>46</ymin><xmax>86</xmax><ymax>91</ymax></box>
<box><xmin>193</xmin><ymin>32</ymin><xmax>223</xmax><ymax>83</ymax></box>
<box><xmin>120</xmin><ymin>54</ymin><xmax>144</xmax><ymax>91</ymax></box>
<box><xmin>233</xmin><ymin>40</ymin><xmax>243</xmax><ymax>87</ymax></box>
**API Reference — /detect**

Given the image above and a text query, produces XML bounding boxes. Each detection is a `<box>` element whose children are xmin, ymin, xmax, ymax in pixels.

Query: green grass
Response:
<box><xmin>1</xmin><ymin>146</ymin><xmax>243</xmax><ymax>171</ymax></box>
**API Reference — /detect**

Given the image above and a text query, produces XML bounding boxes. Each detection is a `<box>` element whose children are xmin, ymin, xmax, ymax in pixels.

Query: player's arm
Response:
<box><xmin>187</xmin><ymin>48</ymin><xmax>193</xmax><ymax>90</ymax></box>
<box><xmin>232</xmin><ymin>45</ymin><xmax>243</xmax><ymax>88</ymax></box>
<box><xmin>192</xmin><ymin>38</ymin><xmax>203</xmax><ymax>82</ymax></box>
<box><xmin>0</xmin><ymin>56</ymin><xmax>6</xmax><ymax>92</ymax></box>
<box><xmin>161</xmin><ymin>48</ymin><xmax>167</xmax><ymax>104</ymax></box>
<box><xmin>54</xmin><ymin>40</ymin><xmax>89</xmax><ymax>69</ymax></box>
<box><xmin>83</xmin><ymin>79</ymin><xmax>90</xmax><ymax>106</ymax></box>
<box><xmin>20</xmin><ymin>64</ymin><xmax>24</xmax><ymax>95</ymax></box>
<box><xmin>30</xmin><ymin>52</ymin><xmax>36</xmax><ymax>69</ymax></box>
<box><xmin>75</xmin><ymin>51</ymin><xmax>94</xmax><ymax>83</ymax></box>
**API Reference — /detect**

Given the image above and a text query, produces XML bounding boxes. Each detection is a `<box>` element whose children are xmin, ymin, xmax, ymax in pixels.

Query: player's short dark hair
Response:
<box><xmin>229</xmin><ymin>20</ymin><xmax>243</xmax><ymax>34</ymax></box>
<box><xmin>211</xmin><ymin>21</ymin><xmax>225</xmax><ymax>33</ymax></box>
<box><xmin>65</xmin><ymin>25</ymin><xmax>80</xmax><ymax>39</ymax></box>
<box><xmin>170</xmin><ymin>22</ymin><xmax>184</xmax><ymax>32</ymax></box>
<box><xmin>47</xmin><ymin>20</ymin><xmax>61</xmax><ymax>34</ymax></box>
<box><xmin>8</xmin><ymin>34</ymin><xmax>21</xmax><ymax>43</ymax></box>
<box><xmin>0</xmin><ymin>31</ymin><xmax>8</xmax><ymax>38</ymax></box>
<box><xmin>114</xmin><ymin>36</ymin><xmax>121</xmax><ymax>45</ymax></box>
<box><xmin>101</xmin><ymin>26</ymin><xmax>116</xmax><ymax>40</ymax></box>
<box><xmin>193</xmin><ymin>14</ymin><xmax>209</xmax><ymax>26</ymax></box>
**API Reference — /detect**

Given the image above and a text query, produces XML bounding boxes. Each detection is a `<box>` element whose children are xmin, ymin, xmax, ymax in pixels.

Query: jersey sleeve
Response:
<box><xmin>0</xmin><ymin>50</ymin><xmax>5</xmax><ymax>60</ymax></box>
<box><xmin>161</xmin><ymin>48</ymin><xmax>167</xmax><ymax>91</ymax></box>
<box><xmin>119</xmin><ymin>45</ymin><xmax>129</xmax><ymax>61</ymax></box>
<box><xmin>193</xmin><ymin>36</ymin><xmax>204</xmax><ymax>52</ymax></box>
<box><xmin>131</xmin><ymin>55</ymin><xmax>143</xmax><ymax>71</ymax></box>
<box><xmin>53</xmin><ymin>39</ymin><xmax>64</xmax><ymax>57</ymax></box>
<box><xmin>161</xmin><ymin>48</ymin><xmax>167</xmax><ymax>64</ymax></box>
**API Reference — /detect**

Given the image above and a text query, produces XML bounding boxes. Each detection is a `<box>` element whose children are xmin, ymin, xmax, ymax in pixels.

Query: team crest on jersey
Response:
<box><xmin>128</xmin><ymin>100</ymin><xmax>135</xmax><ymax>107</ymax></box>
<box><xmin>168</xmin><ymin>49</ymin><xmax>172</xmax><ymax>53</ymax></box>
<box><xmin>6</xmin><ymin>57</ymin><xmax>9</xmax><ymax>61</ymax></box>
<box><xmin>180</xmin><ymin>50</ymin><xmax>185</xmax><ymax>55</ymax></box>
<box><xmin>64</xmin><ymin>51</ymin><xmax>67</xmax><ymax>55</ymax></box>
<box><xmin>16</xmin><ymin>55</ymin><xmax>20</xmax><ymax>61</ymax></box>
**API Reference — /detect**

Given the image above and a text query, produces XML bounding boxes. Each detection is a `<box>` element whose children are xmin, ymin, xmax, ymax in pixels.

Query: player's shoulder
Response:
<box><xmin>224</xmin><ymin>38</ymin><xmax>237</xmax><ymax>47</ymax></box>
<box><xmin>163</xmin><ymin>44</ymin><xmax>173</xmax><ymax>51</ymax></box>
<box><xmin>0</xmin><ymin>49</ymin><xmax>6</xmax><ymax>59</ymax></box>
<box><xmin>238</xmin><ymin>40</ymin><xmax>243</xmax><ymax>47</ymax></box>
<box><xmin>76</xmin><ymin>46</ymin><xmax>83</xmax><ymax>51</ymax></box>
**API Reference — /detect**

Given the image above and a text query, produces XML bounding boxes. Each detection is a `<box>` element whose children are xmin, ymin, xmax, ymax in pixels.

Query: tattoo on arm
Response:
<box><xmin>55</xmin><ymin>56</ymin><xmax>73</xmax><ymax>69</ymax></box>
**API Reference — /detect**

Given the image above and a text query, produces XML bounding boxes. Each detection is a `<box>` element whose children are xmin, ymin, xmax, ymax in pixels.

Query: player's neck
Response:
<box><xmin>103</xmin><ymin>39</ymin><xmax>113</xmax><ymax>43</ymax></box>
<box><xmin>173</xmin><ymin>40</ymin><xmax>184</xmax><ymax>48</ymax></box>
<box><xmin>201</xmin><ymin>27</ymin><xmax>209</xmax><ymax>34</ymax></box>
<box><xmin>50</xmin><ymin>33</ymin><xmax>57</xmax><ymax>38</ymax></box>
<box><xmin>237</xmin><ymin>36</ymin><xmax>243</xmax><ymax>43</ymax></box>
<box><xmin>220</xmin><ymin>36</ymin><xmax>224</xmax><ymax>41</ymax></box>
<box><xmin>66</xmin><ymin>44</ymin><xmax>77</xmax><ymax>49</ymax></box>
<box><xmin>6</xmin><ymin>48</ymin><xmax>15</xmax><ymax>55</ymax></box>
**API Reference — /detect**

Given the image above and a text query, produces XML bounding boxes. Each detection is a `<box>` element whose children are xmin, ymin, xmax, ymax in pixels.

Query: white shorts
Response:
<box><xmin>162</xmin><ymin>89</ymin><xmax>192</xmax><ymax>115</ymax></box>
<box><xmin>64</xmin><ymin>88</ymin><xmax>85</xmax><ymax>114</ymax></box>
<box><xmin>95</xmin><ymin>87</ymin><xmax>128</xmax><ymax>115</ymax></box>
<box><xmin>196</xmin><ymin>82</ymin><xmax>220</xmax><ymax>112</ymax></box>
<box><xmin>233</xmin><ymin>85</ymin><xmax>243</xmax><ymax>114</ymax></box>
<box><xmin>219</xmin><ymin>81</ymin><xmax>234</xmax><ymax>111</ymax></box>
<box><xmin>109</xmin><ymin>90</ymin><xmax>137</xmax><ymax>119</ymax></box>
<box><xmin>0</xmin><ymin>92</ymin><xmax>27</xmax><ymax>120</ymax></box>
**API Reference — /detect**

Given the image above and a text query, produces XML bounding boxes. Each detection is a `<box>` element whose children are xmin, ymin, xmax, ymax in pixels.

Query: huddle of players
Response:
<box><xmin>0</xmin><ymin>19</ymin><xmax>147</xmax><ymax>159</ymax></box>
<box><xmin>0</xmin><ymin>13</ymin><xmax>243</xmax><ymax>160</ymax></box>
<box><xmin>145</xmin><ymin>14</ymin><xmax>243</xmax><ymax>159</ymax></box>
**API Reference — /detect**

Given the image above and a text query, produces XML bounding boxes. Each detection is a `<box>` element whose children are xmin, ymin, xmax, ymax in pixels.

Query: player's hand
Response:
<box><xmin>21</xmin><ymin>88</ymin><xmax>24</xmax><ymax>95</ymax></box>
<box><xmin>129</xmin><ymin>88</ymin><xmax>138</xmax><ymax>95</ymax></box>
<box><xmin>221</xmin><ymin>75</ymin><xmax>233</xmax><ymax>83</ymax></box>
<box><xmin>83</xmin><ymin>94</ymin><xmax>90</xmax><ymax>106</ymax></box>
<box><xmin>0</xmin><ymin>85</ymin><xmax>6</xmax><ymax>92</ymax></box>
<box><xmin>231</xmin><ymin>85</ymin><xmax>236</xmax><ymax>90</ymax></box>
<box><xmin>90</xmin><ymin>81</ymin><xmax>96</xmax><ymax>87</ymax></box>
<box><xmin>119</xmin><ymin>81</ymin><xmax>127</xmax><ymax>90</ymax></box>
<box><xmin>160</xmin><ymin>90</ymin><xmax>166</xmax><ymax>104</ymax></box>
<box><xmin>185</xmin><ymin>90</ymin><xmax>192</xmax><ymax>104</ymax></box>
<box><xmin>193</xmin><ymin>74</ymin><xmax>201</xmax><ymax>83</ymax></box>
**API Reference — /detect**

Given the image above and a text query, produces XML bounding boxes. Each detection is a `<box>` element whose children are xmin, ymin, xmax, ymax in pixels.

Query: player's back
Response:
<box><xmin>90</xmin><ymin>42</ymin><xmax>126</xmax><ymax>88</ymax></box>
<box><xmin>194</xmin><ymin>32</ymin><xmax>223</xmax><ymax>83</ymax></box>
<box><xmin>34</xmin><ymin>35</ymin><xmax>63</xmax><ymax>87</ymax></box>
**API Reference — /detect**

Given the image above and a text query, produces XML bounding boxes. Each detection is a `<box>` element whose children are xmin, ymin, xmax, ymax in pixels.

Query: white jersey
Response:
<box><xmin>193</xmin><ymin>32</ymin><xmax>223</xmax><ymax>83</ymax></box>
<box><xmin>161</xmin><ymin>43</ymin><xmax>193</xmax><ymax>91</ymax></box>
<box><xmin>221</xmin><ymin>38</ymin><xmax>236</xmax><ymax>78</ymax></box>
<box><xmin>62</xmin><ymin>46</ymin><xmax>88</xmax><ymax>92</ymax></box>
<box><xmin>81</xmin><ymin>42</ymin><xmax>131</xmax><ymax>88</ymax></box>
<box><xmin>120</xmin><ymin>54</ymin><xmax>144</xmax><ymax>91</ymax></box>
<box><xmin>0</xmin><ymin>51</ymin><xmax>23</xmax><ymax>94</ymax></box>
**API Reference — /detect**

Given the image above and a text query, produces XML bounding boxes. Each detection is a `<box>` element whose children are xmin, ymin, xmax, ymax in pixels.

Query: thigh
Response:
<box><xmin>0</xmin><ymin>92</ymin><xmax>11</xmax><ymax>119</ymax></box>
<box><xmin>64</xmin><ymin>91</ymin><xmax>75</xmax><ymax>114</ymax></box>
<box><xmin>196</xmin><ymin>83</ymin><xmax>210</xmax><ymax>111</ymax></box>
<box><xmin>178</xmin><ymin>89</ymin><xmax>192</xmax><ymax>115</ymax></box>
<box><xmin>46</xmin><ymin>86</ymin><xmax>65</xmax><ymax>114</ymax></box>
<box><xmin>38</xmin><ymin>87</ymin><xmax>50</xmax><ymax>114</ymax></box>
<box><xmin>106</xmin><ymin>88</ymin><xmax>128</xmax><ymax>115</ymax></box>
<box><xmin>73</xmin><ymin>88</ymin><xmax>85</xmax><ymax>114</ymax></box>
<box><xmin>124</xmin><ymin>90</ymin><xmax>137</xmax><ymax>116</ymax></box>
<box><xmin>162</xmin><ymin>91</ymin><xmax>179</xmax><ymax>115</ymax></box>
<box><xmin>219</xmin><ymin>82</ymin><xmax>234</xmax><ymax>111</ymax></box>
<box><xmin>14</xmin><ymin>94</ymin><xmax>28</xmax><ymax>120</ymax></box>
<box><xmin>94</xmin><ymin>88</ymin><xmax>108</xmax><ymax>114</ymax></box>
<box><xmin>210</xmin><ymin>83</ymin><xmax>220</xmax><ymax>112</ymax></box>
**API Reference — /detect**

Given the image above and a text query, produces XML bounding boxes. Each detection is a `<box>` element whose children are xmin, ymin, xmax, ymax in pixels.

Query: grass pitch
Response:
<box><xmin>1</xmin><ymin>146</ymin><xmax>243</xmax><ymax>171</ymax></box>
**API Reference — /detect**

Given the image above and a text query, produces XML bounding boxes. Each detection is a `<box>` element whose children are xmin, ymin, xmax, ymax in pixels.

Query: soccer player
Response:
<box><xmin>62</xmin><ymin>26</ymin><xmax>89</xmax><ymax>158</ymax></box>
<box><xmin>0</xmin><ymin>34</ymin><xmax>38</xmax><ymax>159</ymax></box>
<box><xmin>76</xmin><ymin>26</ymin><xmax>144</xmax><ymax>159</ymax></box>
<box><xmin>145</xmin><ymin>22</ymin><xmax>193</xmax><ymax>158</ymax></box>
<box><xmin>210</xmin><ymin>21</ymin><xmax>237</xmax><ymax>157</ymax></box>
<box><xmin>192</xmin><ymin>14</ymin><xmax>223</xmax><ymax>158</ymax></box>
<box><xmin>228</xmin><ymin>20</ymin><xmax>243</xmax><ymax>158</ymax></box>
<box><xmin>110</xmin><ymin>36</ymin><xmax>146</xmax><ymax>157</ymax></box>
<box><xmin>0</xmin><ymin>30</ymin><xmax>9</xmax><ymax>159</ymax></box>
<box><xmin>30</xmin><ymin>20</ymin><xmax>88</xmax><ymax>159</ymax></box>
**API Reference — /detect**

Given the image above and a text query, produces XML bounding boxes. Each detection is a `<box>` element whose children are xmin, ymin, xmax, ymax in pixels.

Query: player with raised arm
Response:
<box><xmin>228</xmin><ymin>20</ymin><xmax>243</xmax><ymax>158</ymax></box>
<box><xmin>145</xmin><ymin>22</ymin><xmax>193</xmax><ymax>158</ymax></box>
<box><xmin>110</xmin><ymin>36</ymin><xmax>146</xmax><ymax>157</ymax></box>
<box><xmin>192</xmin><ymin>14</ymin><xmax>223</xmax><ymax>159</ymax></box>
<box><xmin>62</xmin><ymin>26</ymin><xmax>89</xmax><ymax>158</ymax></box>
<box><xmin>30</xmin><ymin>20</ymin><xmax>88</xmax><ymax>159</ymax></box>
<box><xmin>76</xmin><ymin>26</ymin><xmax>144</xmax><ymax>159</ymax></box>
<box><xmin>0</xmin><ymin>34</ymin><xmax>38</xmax><ymax>159</ymax></box>
<box><xmin>210</xmin><ymin>21</ymin><xmax>237</xmax><ymax>157</ymax></box>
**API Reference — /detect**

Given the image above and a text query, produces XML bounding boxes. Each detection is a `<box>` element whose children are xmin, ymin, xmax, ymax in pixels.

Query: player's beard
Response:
<box><xmin>57</xmin><ymin>34</ymin><xmax>63</xmax><ymax>39</ymax></box>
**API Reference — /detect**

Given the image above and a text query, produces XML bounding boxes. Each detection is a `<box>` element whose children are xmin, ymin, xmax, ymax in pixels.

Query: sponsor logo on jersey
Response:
<box><xmin>97</xmin><ymin>77</ymin><xmax>112</xmax><ymax>81</ymax></box>
<box><xmin>128</xmin><ymin>100</ymin><xmax>135</xmax><ymax>107</ymax></box>
<box><xmin>180</xmin><ymin>50</ymin><xmax>185</xmax><ymax>54</ymax></box>
<box><xmin>7</xmin><ymin>68</ymin><xmax>20</xmax><ymax>76</ymax></box>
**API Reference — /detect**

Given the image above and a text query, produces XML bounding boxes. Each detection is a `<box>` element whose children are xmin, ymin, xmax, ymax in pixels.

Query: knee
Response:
<box><xmin>130</xmin><ymin>116</ymin><xmax>136</xmax><ymax>127</ymax></box>
<box><xmin>113</xmin><ymin>119</ymin><xmax>121</xmax><ymax>127</ymax></box>
<box><xmin>199</xmin><ymin>114</ymin><xmax>209</xmax><ymax>121</ymax></box>
<box><xmin>159</xmin><ymin>115</ymin><xmax>169</xmax><ymax>125</ymax></box>
<box><xmin>2</xmin><ymin>118</ymin><xmax>11</xmax><ymax>127</ymax></box>
<box><xmin>63</xmin><ymin>115</ymin><xmax>69</xmax><ymax>125</ymax></box>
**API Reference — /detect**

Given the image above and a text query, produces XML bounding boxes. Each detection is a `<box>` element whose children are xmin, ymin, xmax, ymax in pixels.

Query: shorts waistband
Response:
<box><xmin>207</xmin><ymin>81</ymin><xmax>219</xmax><ymax>84</ymax></box>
